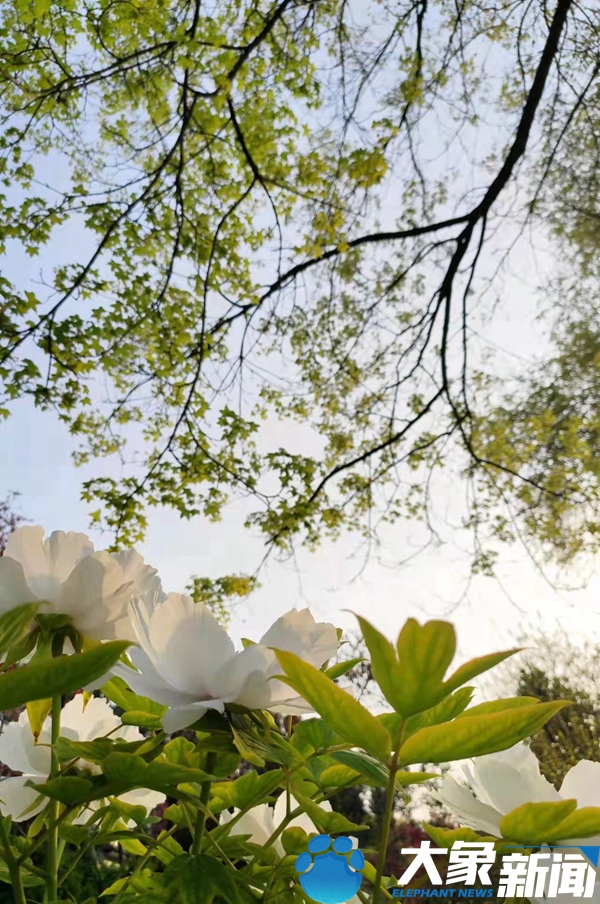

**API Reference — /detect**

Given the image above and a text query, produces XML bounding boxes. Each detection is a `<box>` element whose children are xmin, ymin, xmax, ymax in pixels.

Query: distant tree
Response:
<box><xmin>512</xmin><ymin>635</ymin><xmax>600</xmax><ymax>787</ymax></box>
<box><xmin>0</xmin><ymin>491</ymin><xmax>24</xmax><ymax>556</ymax></box>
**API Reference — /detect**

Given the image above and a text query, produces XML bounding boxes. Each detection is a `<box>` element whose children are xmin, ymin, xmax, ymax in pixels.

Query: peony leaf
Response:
<box><xmin>291</xmin><ymin>718</ymin><xmax>345</xmax><ymax>755</ymax></box>
<box><xmin>399</xmin><ymin>700</ymin><xmax>568</xmax><ymax>765</ymax></box>
<box><xmin>500</xmin><ymin>800</ymin><xmax>578</xmax><ymax>844</ymax></box>
<box><xmin>325</xmin><ymin>657</ymin><xmax>364</xmax><ymax>680</ymax></box>
<box><xmin>0</xmin><ymin>603</ymin><xmax>38</xmax><ymax>659</ymax></box>
<box><xmin>544</xmin><ymin>807</ymin><xmax>600</xmax><ymax>842</ymax></box>
<box><xmin>456</xmin><ymin>696</ymin><xmax>539</xmax><ymax>718</ymax></box>
<box><xmin>26</xmin><ymin>698</ymin><xmax>52</xmax><ymax>741</ymax></box>
<box><xmin>403</xmin><ymin>687</ymin><xmax>475</xmax><ymax>738</ymax></box>
<box><xmin>28</xmin><ymin>776</ymin><xmax>96</xmax><ymax>806</ymax></box>
<box><xmin>330</xmin><ymin>749</ymin><xmax>438</xmax><ymax>788</ymax></box>
<box><xmin>355</xmin><ymin>615</ymin><xmax>405</xmax><ymax>716</ymax></box>
<box><xmin>281</xmin><ymin>826</ymin><xmax>310</xmax><ymax>855</ymax></box>
<box><xmin>424</xmin><ymin>823</ymin><xmax>499</xmax><ymax>850</ymax></box>
<box><xmin>0</xmin><ymin>641</ymin><xmax>131</xmax><ymax>709</ymax></box>
<box><xmin>164</xmin><ymin>854</ymin><xmax>246</xmax><ymax>904</ymax></box>
<box><xmin>394</xmin><ymin>618</ymin><xmax>457</xmax><ymax>716</ymax></box>
<box><xmin>443</xmin><ymin>649</ymin><xmax>522</xmax><ymax>696</ymax></box>
<box><xmin>292</xmin><ymin>790</ymin><xmax>368</xmax><ymax>832</ymax></box>
<box><xmin>274</xmin><ymin>649</ymin><xmax>392</xmax><ymax>760</ymax></box>
<box><xmin>100</xmin><ymin>753</ymin><xmax>214</xmax><ymax>793</ymax></box>
<box><xmin>102</xmin><ymin>676</ymin><xmax>167</xmax><ymax>718</ymax></box>
<box><xmin>120</xmin><ymin>710</ymin><xmax>164</xmax><ymax>729</ymax></box>
<box><xmin>210</xmin><ymin>768</ymin><xmax>284</xmax><ymax>813</ymax></box>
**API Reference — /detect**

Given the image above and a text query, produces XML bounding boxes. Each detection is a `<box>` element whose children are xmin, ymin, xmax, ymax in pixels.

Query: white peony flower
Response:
<box><xmin>113</xmin><ymin>594</ymin><xmax>340</xmax><ymax>733</ymax></box>
<box><xmin>437</xmin><ymin>743</ymin><xmax>600</xmax><ymax>900</ymax></box>
<box><xmin>0</xmin><ymin>526</ymin><xmax>163</xmax><ymax>642</ymax></box>
<box><xmin>220</xmin><ymin>794</ymin><xmax>341</xmax><ymax>856</ymax></box>
<box><xmin>0</xmin><ymin>695</ymin><xmax>165</xmax><ymax>823</ymax></box>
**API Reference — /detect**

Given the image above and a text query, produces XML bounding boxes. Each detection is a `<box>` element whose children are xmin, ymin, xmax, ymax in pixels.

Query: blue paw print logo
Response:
<box><xmin>295</xmin><ymin>834</ymin><xmax>365</xmax><ymax>904</ymax></box>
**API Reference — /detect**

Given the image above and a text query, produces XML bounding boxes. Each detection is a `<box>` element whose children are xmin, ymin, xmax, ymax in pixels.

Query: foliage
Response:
<box><xmin>0</xmin><ymin>582</ymin><xmax>579</xmax><ymax>904</ymax></box>
<box><xmin>0</xmin><ymin>493</ymin><xmax>25</xmax><ymax>557</ymax></box>
<box><xmin>0</xmin><ymin>0</ymin><xmax>598</xmax><ymax>575</ymax></box>
<box><xmin>513</xmin><ymin>636</ymin><xmax>600</xmax><ymax>788</ymax></box>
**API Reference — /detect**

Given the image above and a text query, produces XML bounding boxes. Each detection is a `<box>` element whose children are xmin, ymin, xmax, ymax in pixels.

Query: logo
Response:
<box><xmin>294</xmin><ymin>834</ymin><xmax>365</xmax><ymax>904</ymax></box>
<box><xmin>394</xmin><ymin>840</ymin><xmax>600</xmax><ymax>899</ymax></box>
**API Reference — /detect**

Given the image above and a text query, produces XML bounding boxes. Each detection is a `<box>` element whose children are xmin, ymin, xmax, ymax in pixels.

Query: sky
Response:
<box><xmin>1</xmin><ymin>24</ymin><xmax>599</xmax><ymax>698</ymax></box>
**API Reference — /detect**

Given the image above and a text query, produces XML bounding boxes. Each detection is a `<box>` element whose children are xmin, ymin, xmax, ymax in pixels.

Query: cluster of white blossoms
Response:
<box><xmin>0</xmin><ymin>526</ymin><xmax>342</xmax><ymax>816</ymax></box>
<box><xmin>0</xmin><ymin>697</ymin><xmax>164</xmax><ymax>822</ymax></box>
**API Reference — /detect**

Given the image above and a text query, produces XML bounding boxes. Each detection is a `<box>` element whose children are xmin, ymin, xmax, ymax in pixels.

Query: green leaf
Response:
<box><xmin>291</xmin><ymin>718</ymin><xmax>345</xmax><ymax>755</ymax></box>
<box><xmin>0</xmin><ymin>603</ymin><xmax>38</xmax><ymax>658</ymax></box>
<box><xmin>101</xmin><ymin>877</ymin><xmax>129</xmax><ymax>897</ymax></box>
<box><xmin>404</xmin><ymin>687</ymin><xmax>475</xmax><ymax>737</ymax></box>
<box><xmin>291</xmin><ymin>791</ymin><xmax>368</xmax><ymax>833</ymax></box>
<box><xmin>399</xmin><ymin>701</ymin><xmax>569</xmax><ymax>765</ymax></box>
<box><xmin>275</xmin><ymin>650</ymin><xmax>391</xmax><ymax>760</ymax></box>
<box><xmin>549</xmin><ymin>807</ymin><xmax>600</xmax><ymax>841</ymax></box>
<box><xmin>210</xmin><ymin>769</ymin><xmax>284</xmax><ymax>813</ymax></box>
<box><xmin>26</xmin><ymin>697</ymin><xmax>52</xmax><ymax>741</ymax></box>
<box><xmin>0</xmin><ymin>864</ymin><xmax>43</xmax><ymax>887</ymax></box>
<box><xmin>28</xmin><ymin>776</ymin><xmax>94</xmax><ymax>806</ymax></box>
<box><xmin>330</xmin><ymin>750</ymin><xmax>437</xmax><ymax>788</ymax></box>
<box><xmin>100</xmin><ymin>753</ymin><xmax>213</xmax><ymax>793</ymax></box>
<box><xmin>355</xmin><ymin>616</ymin><xmax>405</xmax><ymax>716</ymax></box>
<box><xmin>395</xmin><ymin>618</ymin><xmax>457</xmax><ymax>715</ymax></box>
<box><xmin>165</xmin><ymin>854</ymin><xmax>244</xmax><ymax>904</ymax></box>
<box><xmin>102</xmin><ymin>676</ymin><xmax>167</xmax><ymax>717</ymax></box>
<box><xmin>499</xmin><ymin>800</ymin><xmax>578</xmax><ymax>844</ymax></box>
<box><xmin>443</xmin><ymin>649</ymin><xmax>522</xmax><ymax>696</ymax></box>
<box><xmin>456</xmin><ymin>697</ymin><xmax>539</xmax><ymax>718</ymax></box>
<box><xmin>0</xmin><ymin>642</ymin><xmax>130</xmax><ymax>709</ymax></box>
<box><xmin>325</xmin><ymin>658</ymin><xmax>364</xmax><ymax>680</ymax></box>
<box><xmin>281</xmin><ymin>826</ymin><xmax>309</xmax><ymax>855</ymax></box>
<box><xmin>120</xmin><ymin>710</ymin><xmax>164</xmax><ymax>729</ymax></box>
<box><xmin>424</xmin><ymin>823</ymin><xmax>498</xmax><ymax>850</ymax></box>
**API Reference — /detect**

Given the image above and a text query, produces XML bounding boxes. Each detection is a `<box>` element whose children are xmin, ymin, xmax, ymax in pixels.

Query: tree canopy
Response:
<box><xmin>0</xmin><ymin>0</ymin><xmax>599</xmax><ymax>571</ymax></box>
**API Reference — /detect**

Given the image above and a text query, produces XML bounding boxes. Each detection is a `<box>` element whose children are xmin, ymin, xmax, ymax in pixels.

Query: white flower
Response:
<box><xmin>0</xmin><ymin>696</ymin><xmax>165</xmax><ymax>823</ymax></box>
<box><xmin>437</xmin><ymin>742</ymin><xmax>600</xmax><ymax>898</ymax></box>
<box><xmin>0</xmin><ymin>526</ymin><xmax>162</xmax><ymax>642</ymax></box>
<box><xmin>114</xmin><ymin>595</ymin><xmax>339</xmax><ymax>733</ymax></box>
<box><xmin>220</xmin><ymin>794</ymin><xmax>339</xmax><ymax>856</ymax></box>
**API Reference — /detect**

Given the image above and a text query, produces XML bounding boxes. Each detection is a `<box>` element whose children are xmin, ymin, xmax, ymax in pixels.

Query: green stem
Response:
<box><xmin>0</xmin><ymin>812</ymin><xmax>27</xmax><ymax>904</ymax></box>
<box><xmin>45</xmin><ymin>692</ymin><xmax>62</xmax><ymax>903</ymax></box>
<box><xmin>192</xmin><ymin>750</ymin><xmax>216</xmax><ymax>855</ymax></box>
<box><xmin>373</xmin><ymin>723</ymin><xmax>405</xmax><ymax>904</ymax></box>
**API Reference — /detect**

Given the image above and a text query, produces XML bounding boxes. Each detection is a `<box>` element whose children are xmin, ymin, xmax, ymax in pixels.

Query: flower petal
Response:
<box><xmin>435</xmin><ymin>776</ymin><xmax>503</xmax><ymax>837</ymax></box>
<box><xmin>560</xmin><ymin>760</ymin><xmax>600</xmax><ymax>808</ymax></box>
<box><xmin>220</xmin><ymin>805</ymin><xmax>276</xmax><ymax>847</ymax></box>
<box><xmin>131</xmin><ymin>594</ymin><xmax>236</xmax><ymax>697</ymax></box>
<box><xmin>113</xmin><ymin>652</ymin><xmax>196</xmax><ymax>708</ymax></box>
<box><xmin>0</xmin><ymin>712</ymin><xmax>51</xmax><ymax>776</ymax></box>
<box><xmin>0</xmin><ymin>775</ymin><xmax>47</xmax><ymax>821</ymax></box>
<box><xmin>162</xmin><ymin>702</ymin><xmax>212</xmax><ymax>734</ymax></box>
<box><xmin>60</xmin><ymin>695</ymin><xmax>121</xmax><ymax>742</ymax></box>
<box><xmin>116</xmin><ymin>787</ymin><xmax>166</xmax><ymax>814</ymax></box>
<box><xmin>0</xmin><ymin>557</ymin><xmax>36</xmax><ymax>613</ymax></box>
<box><xmin>261</xmin><ymin>609</ymin><xmax>339</xmax><ymax>669</ymax></box>
<box><xmin>6</xmin><ymin>527</ymin><xmax>94</xmax><ymax>604</ymax></box>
